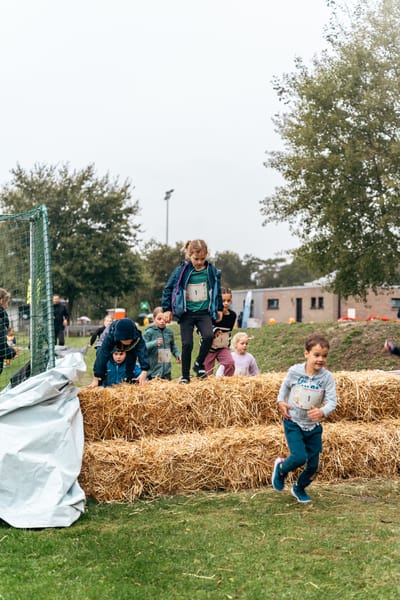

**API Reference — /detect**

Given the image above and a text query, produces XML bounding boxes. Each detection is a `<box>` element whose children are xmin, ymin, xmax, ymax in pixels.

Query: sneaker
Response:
<box><xmin>383</xmin><ymin>339</ymin><xmax>395</xmax><ymax>353</ymax></box>
<box><xmin>291</xmin><ymin>483</ymin><xmax>312</xmax><ymax>503</ymax></box>
<box><xmin>272</xmin><ymin>458</ymin><xmax>285</xmax><ymax>491</ymax></box>
<box><xmin>179</xmin><ymin>377</ymin><xmax>190</xmax><ymax>384</ymax></box>
<box><xmin>193</xmin><ymin>361</ymin><xmax>207</xmax><ymax>378</ymax></box>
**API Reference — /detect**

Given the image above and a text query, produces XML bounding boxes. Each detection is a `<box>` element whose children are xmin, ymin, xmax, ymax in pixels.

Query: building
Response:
<box><xmin>232</xmin><ymin>284</ymin><xmax>400</xmax><ymax>325</ymax></box>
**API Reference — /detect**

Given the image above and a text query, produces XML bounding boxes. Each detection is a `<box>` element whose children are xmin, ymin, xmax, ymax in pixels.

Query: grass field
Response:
<box><xmin>1</xmin><ymin>321</ymin><xmax>400</xmax><ymax>598</ymax></box>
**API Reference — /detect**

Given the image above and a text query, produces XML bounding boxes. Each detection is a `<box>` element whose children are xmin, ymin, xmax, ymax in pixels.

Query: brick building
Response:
<box><xmin>232</xmin><ymin>284</ymin><xmax>400</xmax><ymax>325</ymax></box>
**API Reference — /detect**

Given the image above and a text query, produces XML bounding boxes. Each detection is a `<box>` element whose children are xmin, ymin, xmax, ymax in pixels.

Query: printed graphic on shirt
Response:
<box><xmin>292</xmin><ymin>382</ymin><xmax>324</xmax><ymax>410</ymax></box>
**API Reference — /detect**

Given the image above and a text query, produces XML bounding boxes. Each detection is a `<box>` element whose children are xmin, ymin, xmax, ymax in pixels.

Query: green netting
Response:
<box><xmin>0</xmin><ymin>205</ymin><xmax>55</xmax><ymax>391</ymax></box>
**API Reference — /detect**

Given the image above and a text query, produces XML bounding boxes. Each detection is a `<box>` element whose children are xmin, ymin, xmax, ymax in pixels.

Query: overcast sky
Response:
<box><xmin>0</xmin><ymin>0</ymin><xmax>332</xmax><ymax>259</ymax></box>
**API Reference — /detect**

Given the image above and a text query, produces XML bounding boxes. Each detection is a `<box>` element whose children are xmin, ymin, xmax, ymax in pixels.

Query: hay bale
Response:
<box><xmin>78</xmin><ymin>376</ymin><xmax>284</xmax><ymax>441</ymax></box>
<box><xmin>79</xmin><ymin>420</ymin><xmax>400</xmax><ymax>502</ymax></box>
<box><xmin>79</xmin><ymin>372</ymin><xmax>400</xmax><ymax>441</ymax></box>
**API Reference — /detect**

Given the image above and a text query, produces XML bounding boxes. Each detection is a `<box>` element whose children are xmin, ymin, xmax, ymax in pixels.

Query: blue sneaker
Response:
<box><xmin>291</xmin><ymin>483</ymin><xmax>312</xmax><ymax>503</ymax></box>
<box><xmin>272</xmin><ymin>458</ymin><xmax>285</xmax><ymax>491</ymax></box>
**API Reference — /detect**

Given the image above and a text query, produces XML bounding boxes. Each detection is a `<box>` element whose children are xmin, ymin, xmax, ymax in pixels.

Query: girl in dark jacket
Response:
<box><xmin>162</xmin><ymin>239</ymin><xmax>223</xmax><ymax>383</ymax></box>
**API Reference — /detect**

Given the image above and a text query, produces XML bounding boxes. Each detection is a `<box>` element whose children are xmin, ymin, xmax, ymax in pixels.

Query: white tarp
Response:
<box><xmin>0</xmin><ymin>351</ymin><xmax>86</xmax><ymax>528</ymax></box>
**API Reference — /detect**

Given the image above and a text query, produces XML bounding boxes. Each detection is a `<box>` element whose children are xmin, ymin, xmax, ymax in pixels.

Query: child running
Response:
<box><xmin>216</xmin><ymin>332</ymin><xmax>259</xmax><ymax>376</ymax></box>
<box><xmin>162</xmin><ymin>239</ymin><xmax>223</xmax><ymax>383</ymax></box>
<box><xmin>143</xmin><ymin>307</ymin><xmax>181</xmax><ymax>380</ymax></box>
<box><xmin>272</xmin><ymin>333</ymin><xmax>337</xmax><ymax>503</ymax></box>
<box><xmin>204</xmin><ymin>288</ymin><xmax>236</xmax><ymax>377</ymax></box>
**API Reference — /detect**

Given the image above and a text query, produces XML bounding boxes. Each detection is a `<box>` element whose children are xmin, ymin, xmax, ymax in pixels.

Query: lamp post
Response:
<box><xmin>164</xmin><ymin>189</ymin><xmax>174</xmax><ymax>245</ymax></box>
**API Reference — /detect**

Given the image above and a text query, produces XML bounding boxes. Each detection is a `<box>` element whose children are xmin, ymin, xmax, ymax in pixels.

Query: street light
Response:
<box><xmin>164</xmin><ymin>189</ymin><xmax>174</xmax><ymax>245</ymax></box>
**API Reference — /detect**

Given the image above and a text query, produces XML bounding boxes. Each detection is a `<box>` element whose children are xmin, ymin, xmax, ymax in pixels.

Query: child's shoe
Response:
<box><xmin>193</xmin><ymin>362</ymin><xmax>207</xmax><ymax>378</ymax></box>
<box><xmin>272</xmin><ymin>458</ymin><xmax>285</xmax><ymax>491</ymax></box>
<box><xmin>179</xmin><ymin>377</ymin><xmax>190</xmax><ymax>384</ymax></box>
<box><xmin>291</xmin><ymin>483</ymin><xmax>312</xmax><ymax>503</ymax></box>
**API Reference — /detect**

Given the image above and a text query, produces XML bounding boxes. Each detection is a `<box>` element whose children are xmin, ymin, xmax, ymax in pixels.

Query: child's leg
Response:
<box><xmin>280</xmin><ymin>419</ymin><xmax>308</xmax><ymax>476</ymax></box>
<box><xmin>216</xmin><ymin>348</ymin><xmax>235</xmax><ymax>376</ymax></box>
<box><xmin>296</xmin><ymin>425</ymin><xmax>322</xmax><ymax>489</ymax></box>
<box><xmin>180</xmin><ymin>314</ymin><xmax>195</xmax><ymax>379</ymax></box>
<box><xmin>204</xmin><ymin>352</ymin><xmax>216</xmax><ymax>376</ymax></box>
<box><xmin>195</xmin><ymin>312</ymin><xmax>214</xmax><ymax>367</ymax></box>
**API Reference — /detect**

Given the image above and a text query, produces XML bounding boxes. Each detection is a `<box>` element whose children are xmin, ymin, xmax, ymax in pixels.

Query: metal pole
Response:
<box><xmin>164</xmin><ymin>189</ymin><xmax>174</xmax><ymax>245</ymax></box>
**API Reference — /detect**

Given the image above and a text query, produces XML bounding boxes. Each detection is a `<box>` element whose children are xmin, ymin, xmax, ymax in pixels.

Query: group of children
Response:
<box><xmin>2</xmin><ymin>238</ymin><xmax>398</xmax><ymax>505</ymax></box>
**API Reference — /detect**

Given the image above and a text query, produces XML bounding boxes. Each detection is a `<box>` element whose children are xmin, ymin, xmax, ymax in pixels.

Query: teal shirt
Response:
<box><xmin>186</xmin><ymin>268</ymin><xmax>209</xmax><ymax>312</ymax></box>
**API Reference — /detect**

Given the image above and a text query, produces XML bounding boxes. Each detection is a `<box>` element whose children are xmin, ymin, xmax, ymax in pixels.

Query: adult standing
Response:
<box><xmin>53</xmin><ymin>294</ymin><xmax>69</xmax><ymax>345</ymax></box>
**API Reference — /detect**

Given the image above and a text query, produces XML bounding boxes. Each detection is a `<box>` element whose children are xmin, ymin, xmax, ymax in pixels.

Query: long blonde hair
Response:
<box><xmin>183</xmin><ymin>239</ymin><xmax>209</xmax><ymax>260</ymax></box>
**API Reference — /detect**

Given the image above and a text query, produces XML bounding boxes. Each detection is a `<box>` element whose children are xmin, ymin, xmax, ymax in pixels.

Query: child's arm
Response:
<box><xmin>277</xmin><ymin>370</ymin><xmax>293</xmax><ymax>419</ymax></box>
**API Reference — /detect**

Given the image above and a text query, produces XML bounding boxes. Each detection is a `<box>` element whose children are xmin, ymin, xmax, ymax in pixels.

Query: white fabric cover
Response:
<box><xmin>0</xmin><ymin>351</ymin><xmax>86</xmax><ymax>528</ymax></box>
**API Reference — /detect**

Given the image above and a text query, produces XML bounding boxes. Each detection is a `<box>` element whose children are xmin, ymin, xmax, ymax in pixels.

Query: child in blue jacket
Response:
<box><xmin>162</xmin><ymin>239</ymin><xmax>222</xmax><ymax>383</ymax></box>
<box><xmin>102</xmin><ymin>349</ymin><xmax>141</xmax><ymax>387</ymax></box>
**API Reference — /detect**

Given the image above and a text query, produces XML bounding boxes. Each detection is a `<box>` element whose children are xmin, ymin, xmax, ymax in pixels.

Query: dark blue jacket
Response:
<box><xmin>162</xmin><ymin>261</ymin><xmax>223</xmax><ymax>321</ymax></box>
<box><xmin>94</xmin><ymin>319</ymin><xmax>150</xmax><ymax>381</ymax></box>
<box><xmin>102</xmin><ymin>359</ymin><xmax>141</xmax><ymax>386</ymax></box>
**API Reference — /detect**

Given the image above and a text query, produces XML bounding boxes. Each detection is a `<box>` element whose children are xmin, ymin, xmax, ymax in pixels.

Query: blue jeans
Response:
<box><xmin>281</xmin><ymin>419</ymin><xmax>322</xmax><ymax>489</ymax></box>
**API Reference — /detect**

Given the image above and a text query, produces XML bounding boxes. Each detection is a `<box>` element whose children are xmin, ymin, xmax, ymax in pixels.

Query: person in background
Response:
<box><xmin>102</xmin><ymin>348</ymin><xmax>141</xmax><ymax>387</ymax></box>
<box><xmin>272</xmin><ymin>333</ymin><xmax>337</xmax><ymax>504</ymax></box>
<box><xmin>90</xmin><ymin>315</ymin><xmax>113</xmax><ymax>352</ymax></box>
<box><xmin>383</xmin><ymin>339</ymin><xmax>400</xmax><ymax>356</ymax></box>
<box><xmin>143</xmin><ymin>307</ymin><xmax>181</xmax><ymax>380</ymax></box>
<box><xmin>216</xmin><ymin>332</ymin><xmax>259</xmax><ymax>377</ymax></box>
<box><xmin>0</xmin><ymin>288</ymin><xmax>20</xmax><ymax>375</ymax></box>
<box><xmin>204</xmin><ymin>288</ymin><xmax>236</xmax><ymax>376</ymax></box>
<box><xmin>162</xmin><ymin>239</ymin><xmax>223</xmax><ymax>383</ymax></box>
<box><xmin>5</xmin><ymin>327</ymin><xmax>17</xmax><ymax>367</ymax></box>
<box><xmin>89</xmin><ymin>317</ymin><xmax>149</xmax><ymax>387</ymax></box>
<box><xmin>53</xmin><ymin>294</ymin><xmax>69</xmax><ymax>345</ymax></box>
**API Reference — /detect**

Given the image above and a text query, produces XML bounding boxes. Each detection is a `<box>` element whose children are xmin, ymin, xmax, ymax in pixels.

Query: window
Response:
<box><xmin>311</xmin><ymin>296</ymin><xmax>324</xmax><ymax>309</ymax></box>
<box><xmin>267</xmin><ymin>298</ymin><xmax>279</xmax><ymax>310</ymax></box>
<box><xmin>391</xmin><ymin>298</ymin><xmax>400</xmax><ymax>309</ymax></box>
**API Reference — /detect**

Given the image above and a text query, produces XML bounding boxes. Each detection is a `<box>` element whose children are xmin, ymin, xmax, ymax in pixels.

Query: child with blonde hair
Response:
<box><xmin>216</xmin><ymin>332</ymin><xmax>259</xmax><ymax>376</ymax></box>
<box><xmin>162</xmin><ymin>239</ymin><xmax>223</xmax><ymax>383</ymax></box>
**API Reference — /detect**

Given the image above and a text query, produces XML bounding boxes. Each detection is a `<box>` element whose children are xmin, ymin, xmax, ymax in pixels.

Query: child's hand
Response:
<box><xmin>278</xmin><ymin>402</ymin><xmax>291</xmax><ymax>419</ymax></box>
<box><xmin>137</xmin><ymin>371</ymin><xmax>148</xmax><ymax>386</ymax></box>
<box><xmin>176</xmin><ymin>356</ymin><xmax>181</xmax><ymax>363</ymax></box>
<box><xmin>308</xmin><ymin>407</ymin><xmax>324</xmax><ymax>422</ymax></box>
<box><xmin>88</xmin><ymin>377</ymin><xmax>100</xmax><ymax>388</ymax></box>
<box><xmin>215</xmin><ymin>311</ymin><xmax>223</xmax><ymax>322</ymax></box>
<box><xmin>164</xmin><ymin>311</ymin><xmax>172</xmax><ymax>323</ymax></box>
<box><xmin>157</xmin><ymin>337</ymin><xmax>163</xmax><ymax>346</ymax></box>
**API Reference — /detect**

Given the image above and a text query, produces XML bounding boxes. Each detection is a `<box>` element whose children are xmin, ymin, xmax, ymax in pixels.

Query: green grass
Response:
<box><xmin>0</xmin><ymin>480</ymin><xmax>399</xmax><ymax>599</ymax></box>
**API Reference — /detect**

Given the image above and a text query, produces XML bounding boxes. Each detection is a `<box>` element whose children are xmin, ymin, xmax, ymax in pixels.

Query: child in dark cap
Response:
<box><xmin>89</xmin><ymin>318</ymin><xmax>149</xmax><ymax>387</ymax></box>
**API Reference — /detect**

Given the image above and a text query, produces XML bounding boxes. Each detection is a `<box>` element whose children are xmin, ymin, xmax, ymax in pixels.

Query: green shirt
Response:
<box><xmin>186</xmin><ymin>268</ymin><xmax>209</xmax><ymax>312</ymax></box>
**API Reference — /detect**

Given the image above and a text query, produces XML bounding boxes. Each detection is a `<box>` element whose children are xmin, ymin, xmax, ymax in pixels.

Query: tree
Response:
<box><xmin>260</xmin><ymin>0</ymin><xmax>400</xmax><ymax>299</ymax></box>
<box><xmin>213</xmin><ymin>251</ymin><xmax>257</xmax><ymax>289</ymax></box>
<box><xmin>0</xmin><ymin>163</ymin><xmax>143</xmax><ymax>315</ymax></box>
<box><xmin>134</xmin><ymin>240</ymin><xmax>184</xmax><ymax>312</ymax></box>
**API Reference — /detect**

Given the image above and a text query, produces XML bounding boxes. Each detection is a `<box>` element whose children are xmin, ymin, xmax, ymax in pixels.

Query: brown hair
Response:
<box><xmin>0</xmin><ymin>288</ymin><xmax>10</xmax><ymax>303</ymax></box>
<box><xmin>221</xmin><ymin>288</ymin><xmax>232</xmax><ymax>296</ymax></box>
<box><xmin>305</xmin><ymin>333</ymin><xmax>330</xmax><ymax>351</ymax></box>
<box><xmin>183</xmin><ymin>239</ymin><xmax>209</xmax><ymax>259</ymax></box>
<box><xmin>152</xmin><ymin>306</ymin><xmax>163</xmax><ymax>317</ymax></box>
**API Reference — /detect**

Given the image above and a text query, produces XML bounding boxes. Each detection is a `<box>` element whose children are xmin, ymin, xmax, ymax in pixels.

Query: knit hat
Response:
<box><xmin>114</xmin><ymin>318</ymin><xmax>136</xmax><ymax>341</ymax></box>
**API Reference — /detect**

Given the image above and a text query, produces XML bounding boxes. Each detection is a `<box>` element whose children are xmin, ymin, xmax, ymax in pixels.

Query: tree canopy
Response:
<box><xmin>260</xmin><ymin>0</ymin><xmax>400</xmax><ymax>299</ymax></box>
<box><xmin>0</xmin><ymin>163</ymin><xmax>143</xmax><ymax>314</ymax></box>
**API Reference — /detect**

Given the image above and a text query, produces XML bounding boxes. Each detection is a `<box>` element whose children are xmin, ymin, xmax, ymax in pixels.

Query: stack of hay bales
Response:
<box><xmin>78</xmin><ymin>372</ymin><xmax>400</xmax><ymax>502</ymax></box>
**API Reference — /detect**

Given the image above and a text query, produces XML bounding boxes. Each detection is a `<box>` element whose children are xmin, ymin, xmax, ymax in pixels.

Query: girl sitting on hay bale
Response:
<box><xmin>272</xmin><ymin>333</ymin><xmax>337</xmax><ymax>504</ymax></box>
